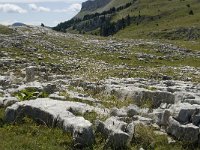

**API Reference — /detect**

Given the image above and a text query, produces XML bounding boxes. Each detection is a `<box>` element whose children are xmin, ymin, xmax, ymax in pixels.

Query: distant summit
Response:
<box><xmin>12</xmin><ymin>22</ymin><xmax>26</xmax><ymax>27</ymax></box>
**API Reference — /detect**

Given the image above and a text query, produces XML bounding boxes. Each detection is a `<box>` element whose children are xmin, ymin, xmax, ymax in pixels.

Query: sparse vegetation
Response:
<box><xmin>83</xmin><ymin>111</ymin><xmax>98</xmax><ymax>124</ymax></box>
<box><xmin>129</xmin><ymin>124</ymin><xmax>199</xmax><ymax>150</ymax></box>
<box><xmin>146</xmin><ymin>86</ymin><xmax>157</xmax><ymax>91</ymax></box>
<box><xmin>91</xmin><ymin>94</ymin><xmax>133</xmax><ymax>109</ymax></box>
<box><xmin>131</xmin><ymin>124</ymin><xmax>184</xmax><ymax>150</ymax></box>
<box><xmin>0</xmin><ymin>25</ymin><xmax>14</xmax><ymax>35</ymax></box>
<box><xmin>135</xmin><ymin>99</ymin><xmax>154</xmax><ymax>109</ymax></box>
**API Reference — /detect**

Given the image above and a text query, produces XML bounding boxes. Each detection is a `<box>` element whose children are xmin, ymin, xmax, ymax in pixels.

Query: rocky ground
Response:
<box><xmin>0</xmin><ymin>25</ymin><xmax>200</xmax><ymax>149</ymax></box>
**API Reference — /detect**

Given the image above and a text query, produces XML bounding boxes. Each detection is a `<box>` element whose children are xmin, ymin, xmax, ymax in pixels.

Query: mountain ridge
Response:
<box><xmin>81</xmin><ymin>0</ymin><xmax>111</xmax><ymax>12</ymax></box>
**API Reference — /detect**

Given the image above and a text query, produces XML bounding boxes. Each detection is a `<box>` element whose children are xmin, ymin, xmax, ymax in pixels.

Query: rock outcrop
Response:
<box><xmin>81</xmin><ymin>0</ymin><xmax>111</xmax><ymax>11</ymax></box>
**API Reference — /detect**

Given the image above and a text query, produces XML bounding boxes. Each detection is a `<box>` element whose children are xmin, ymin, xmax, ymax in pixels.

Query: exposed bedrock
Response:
<box><xmin>4</xmin><ymin>98</ymin><xmax>96</xmax><ymax>147</ymax></box>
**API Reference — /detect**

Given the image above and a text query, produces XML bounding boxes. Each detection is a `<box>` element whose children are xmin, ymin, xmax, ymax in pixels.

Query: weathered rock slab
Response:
<box><xmin>5</xmin><ymin>98</ymin><xmax>96</xmax><ymax>146</ymax></box>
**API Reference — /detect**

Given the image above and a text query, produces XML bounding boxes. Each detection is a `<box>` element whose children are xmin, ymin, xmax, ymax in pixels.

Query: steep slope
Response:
<box><xmin>75</xmin><ymin>0</ymin><xmax>112</xmax><ymax>18</ymax></box>
<box><xmin>53</xmin><ymin>0</ymin><xmax>200</xmax><ymax>40</ymax></box>
<box><xmin>53</xmin><ymin>0</ymin><xmax>134</xmax><ymax>34</ymax></box>
<box><xmin>75</xmin><ymin>0</ymin><xmax>131</xmax><ymax>18</ymax></box>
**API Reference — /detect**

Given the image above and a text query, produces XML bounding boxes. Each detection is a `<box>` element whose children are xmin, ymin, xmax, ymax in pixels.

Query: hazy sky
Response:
<box><xmin>0</xmin><ymin>0</ymin><xmax>87</xmax><ymax>27</ymax></box>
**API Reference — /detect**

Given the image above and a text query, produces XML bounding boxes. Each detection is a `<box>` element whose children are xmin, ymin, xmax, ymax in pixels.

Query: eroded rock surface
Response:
<box><xmin>0</xmin><ymin>25</ymin><xmax>200</xmax><ymax>148</ymax></box>
<box><xmin>5</xmin><ymin>98</ymin><xmax>96</xmax><ymax>146</ymax></box>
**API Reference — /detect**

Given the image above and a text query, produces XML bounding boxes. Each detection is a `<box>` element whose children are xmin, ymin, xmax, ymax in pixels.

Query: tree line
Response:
<box><xmin>53</xmin><ymin>1</ymin><xmax>135</xmax><ymax>33</ymax></box>
<box><xmin>100</xmin><ymin>15</ymin><xmax>131</xmax><ymax>36</ymax></box>
<box><xmin>83</xmin><ymin>2</ymin><xmax>133</xmax><ymax>20</ymax></box>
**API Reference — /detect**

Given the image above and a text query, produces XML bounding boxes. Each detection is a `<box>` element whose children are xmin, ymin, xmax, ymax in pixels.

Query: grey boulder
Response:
<box><xmin>170</xmin><ymin>103</ymin><xmax>200</xmax><ymax>124</ymax></box>
<box><xmin>167</xmin><ymin>116</ymin><xmax>199</xmax><ymax>143</ymax></box>
<box><xmin>96</xmin><ymin>117</ymin><xmax>132</xmax><ymax>149</ymax></box>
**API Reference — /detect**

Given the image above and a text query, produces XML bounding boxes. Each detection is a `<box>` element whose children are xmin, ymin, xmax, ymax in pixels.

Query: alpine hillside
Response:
<box><xmin>0</xmin><ymin>0</ymin><xmax>200</xmax><ymax>150</ymax></box>
<box><xmin>53</xmin><ymin>0</ymin><xmax>200</xmax><ymax>39</ymax></box>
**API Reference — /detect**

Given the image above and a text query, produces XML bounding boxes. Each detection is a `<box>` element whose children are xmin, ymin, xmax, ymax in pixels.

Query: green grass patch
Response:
<box><xmin>131</xmin><ymin>124</ymin><xmax>184</xmax><ymax>150</ymax></box>
<box><xmin>14</xmin><ymin>88</ymin><xmax>49</xmax><ymax>101</ymax></box>
<box><xmin>0</xmin><ymin>25</ymin><xmax>14</xmax><ymax>35</ymax></box>
<box><xmin>135</xmin><ymin>99</ymin><xmax>154</xmax><ymax>109</ymax></box>
<box><xmin>94</xmin><ymin>94</ymin><xmax>133</xmax><ymax>109</ymax></box>
<box><xmin>145</xmin><ymin>86</ymin><xmax>157</xmax><ymax>91</ymax></box>
<box><xmin>83</xmin><ymin>111</ymin><xmax>98</xmax><ymax>124</ymax></box>
<box><xmin>0</xmin><ymin>108</ymin><xmax>73</xmax><ymax>150</ymax></box>
<box><xmin>0</xmin><ymin>93</ymin><xmax>3</xmax><ymax>97</ymax></box>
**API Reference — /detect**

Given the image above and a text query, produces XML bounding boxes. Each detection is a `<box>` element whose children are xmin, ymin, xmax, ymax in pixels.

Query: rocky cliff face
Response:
<box><xmin>81</xmin><ymin>0</ymin><xmax>111</xmax><ymax>11</ymax></box>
